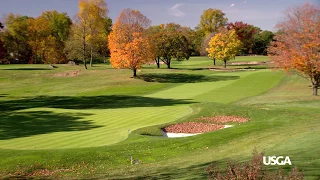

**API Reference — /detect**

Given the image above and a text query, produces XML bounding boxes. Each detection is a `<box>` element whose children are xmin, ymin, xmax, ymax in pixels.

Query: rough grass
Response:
<box><xmin>0</xmin><ymin>56</ymin><xmax>319</xmax><ymax>179</ymax></box>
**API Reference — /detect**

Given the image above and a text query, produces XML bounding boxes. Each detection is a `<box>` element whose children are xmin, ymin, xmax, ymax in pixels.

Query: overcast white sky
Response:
<box><xmin>0</xmin><ymin>0</ymin><xmax>319</xmax><ymax>31</ymax></box>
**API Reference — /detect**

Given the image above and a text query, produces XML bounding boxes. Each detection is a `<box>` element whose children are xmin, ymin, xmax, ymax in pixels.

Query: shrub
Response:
<box><xmin>206</xmin><ymin>150</ymin><xmax>304</xmax><ymax>180</ymax></box>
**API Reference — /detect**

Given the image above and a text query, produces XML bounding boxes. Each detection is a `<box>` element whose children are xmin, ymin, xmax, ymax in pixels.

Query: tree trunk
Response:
<box><xmin>133</xmin><ymin>69</ymin><xmax>137</xmax><ymax>77</ymax></box>
<box><xmin>84</xmin><ymin>59</ymin><xmax>87</xmax><ymax>70</ymax></box>
<box><xmin>224</xmin><ymin>60</ymin><xmax>227</xmax><ymax>68</ymax></box>
<box><xmin>313</xmin><ymin>85</ymin><xmax>318</xmax><ymax>96</ymax></box>
<box><xmin>90</xmin><ymin>46</ymin><xmax>93</xmax><ymax>67</ymax></box>
<box><xmin>83</xmin><ymin>36</ymin><xmax>87</xmax><ymax>70</ymax></box>
<box><xmin>156</xmin><ymin>57</ymin><xmax>160</xmax><ymax>68</ymax></box>
<box><xmin>213</xmin><ymin>58</ymin><xmax>216</xmax><ymax>66</ymax></box>
<box><xmin>167</xmin><ymin>62</ymin><xmax>171</xmax><ymax>69</ymax></box>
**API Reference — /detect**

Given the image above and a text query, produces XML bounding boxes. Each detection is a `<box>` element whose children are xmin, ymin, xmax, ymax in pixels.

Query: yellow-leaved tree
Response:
<box><xmin>65</xmin><ymin>0</ymin><xmax>108</xmax><ymax>69</ymax></box>
<box><xmin>108</xmin><ymin>9</ymin><xmax>154</xmax><ymax>77</ymax></box>
<box><xmin>206</xmin><ymin>29</ymin><xmax>241</xmax><ymax>68</ymax></box>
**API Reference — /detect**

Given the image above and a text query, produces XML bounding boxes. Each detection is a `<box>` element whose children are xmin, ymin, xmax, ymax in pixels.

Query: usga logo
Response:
<box><xmin>263</xmin><ymin>156</ymin><xmax>292</xmax><ymax>166</ymax></box>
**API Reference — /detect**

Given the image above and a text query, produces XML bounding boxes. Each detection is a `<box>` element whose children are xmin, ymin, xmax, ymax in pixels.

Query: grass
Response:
<box><xmin>0</xmin><ymin>56</ymin><xmax>319</xmax><ymax>179</ymax></box>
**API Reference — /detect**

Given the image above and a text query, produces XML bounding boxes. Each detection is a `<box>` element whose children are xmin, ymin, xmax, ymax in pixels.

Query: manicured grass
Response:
<box><xmin>0</xmin><ymin>56</ymin><xmax>319</xmax><ymax>179</ymax></box>
<box><xmin>232</xmin><ymin>55</ymin><xmax>270</xmax><ymax>62</ymax></box>
<box><xmin>0</xmin><ymin>58</ymin><xmax>279</xmax><ymax>149</ymax></box>
<box><xmin>237</xmin><ymin>74</ymin><xmax>320</xmax><ymax>105</ymax></box>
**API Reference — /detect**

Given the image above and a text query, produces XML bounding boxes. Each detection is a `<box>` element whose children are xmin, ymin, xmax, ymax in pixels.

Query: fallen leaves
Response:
<box><xmin>198</xmin><ymin>116</ymin><xmax>249</xmax><ymax>124</ymax></box>
<box><xmin>163</xmin><ymin>122</ymin><xmax>224</xmax><ymax>134</ymax></box>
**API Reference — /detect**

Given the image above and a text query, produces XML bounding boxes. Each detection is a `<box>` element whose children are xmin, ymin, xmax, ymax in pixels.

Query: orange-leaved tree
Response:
<box><xmin>108</xmin><ymin>9</ymin><xmax>154</xmax><ymax>77</ymax></box>
<box><xmin>28</xmin><ymin>16</ymin><xmax>58</xmax><ymax>64</ymax></box>
<box><xmin>268</xmin><ymin>3</ymin><xmax>320</xmax><ymax>96</ymax></box>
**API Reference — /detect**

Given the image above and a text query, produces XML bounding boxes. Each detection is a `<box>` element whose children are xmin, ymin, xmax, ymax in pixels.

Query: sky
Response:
<box><xmin>0</xmin><ymin>0</ymin><xmax>319</xmax><ymax>31</ymax></box>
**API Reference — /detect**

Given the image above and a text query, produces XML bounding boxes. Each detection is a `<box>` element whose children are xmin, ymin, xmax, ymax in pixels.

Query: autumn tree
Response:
<box><xmin>190</xmin><ymin>29</ymin><xmax>205</xmax><ymax>56</ymax></box>
<box><xmin>42</xmin><ymin>11</ymin><xmax>72</xmax><ymax>42</ymax></box>
<box><xmin>0</xmin><ymin>22</ymin><xmax>6</xmax><ymax>60</ymax></box>
<box><xmin>148</xmin><ymin>23</ymin><xmax>191</xmax><ymax>68</ymax></box>
<box><xmin>268</xmin><ymin>3</ymin><xmax>320</xmax><ymax>96</ymax></box>
<box><xmin>200</xmin><ymin>32</ymin><xmax>216</xmax><ymax>64</ymax></box>
<box><xmin>198</xmin><ymin>9</ymin><xmax>228</xmax><ymax>35</ymax></box>
<box><xmin>28</xmin><ymin>12</ymin><xmax>71</xmax><ymax>64</ymax></box>
<box><xmin>27</xmin><ymin>16</ymin><xmax>54</xmax><ymax>63</ymax></box>
<box><xmin>108</xmin><ymin>9</ymin><xmax>154</xmax><ymax>77</ymax></box>
<box><xmin>2</xmin><ymin>14</ymin><xmax>32</xmax><ymax>63</ymax></box>
<box><xmin>42</xmin><ymin>11</ymin><xmax>72</xmax><ymax>63</ymax></box>
<box><xmin>151</xmin><ymin>31</ymin><xmax>189</xmax><ymax>68</ymax></box>
<box><xmin>66</xmin><ymin>0</ymin><xmax>108</xmax><ymax>69</ymax></box>
<box><xmin>227</xmin><ymin>21</ymin><xmax>259</xmax><ymax>54</ymax></box>
<box><xmin>206</xmin><ymin>29</ymin><xmax>241</xmax><ymax>68</ymax></box>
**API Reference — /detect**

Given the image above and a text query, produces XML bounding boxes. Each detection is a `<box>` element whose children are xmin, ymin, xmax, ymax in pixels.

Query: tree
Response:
<box><xmin>227</xmin><ymin>21</ymin><xmax>259</xmax><ymax>54</ymax></box>
<box><xmin>67</xmin><ymin>0</ymin><xmax>108</xmax><ymax>69</ymax></box>
<box><xmin>148</xmin><ymin>23</ymin><xmax>191</xmax><ymax>68</ymax></box>
<box><xmin>42</xmin><ymin>11</ymin><xmax>72</xmax><ymax>42</ymax></box>
<box><xmin>200</xmin><ymin>32</ymin><xmax>216</xmax><ymax>64</ymax></box>
<box><xmin>87</xmin><ymin>17</ymin><xmax>112</xmax><ymax>65</ymax></box>
<box><xmin>268</xmin><ymin>3</ymin><xmax>320</xmax><ymax>96</ymax></box>
<box><xmin>189</xmin><ymin>29</ymin><xmax>205</xmax><ymax>56</ymax></box>
<box><xmin>27</xmin><ymin>16</ymin><xmax>55</xmax><ymax>64</ymax></box>
<box><xmin>0</xmin><ymin>23</ymin><xmax>6</xmax><ymax>60</ymax></box>
<box><xmin>198</xmin><ymin>9</ymin><xmax>228</xmax><ymax>35</ymax></box>
<box><xmin>151</xmin><ymin>31</ymin><xmax>189</xmax><ymax>69</ymax></box>
<box><xmin>42</xmin><ymin>11</ymin><xmax>72</xmax><ymax>64</ymax></box>
<box><xmin>108</xmin><ymin>9</ymin><xmax>154</xmax><ymax>77</ymax></box>
<box><xmin>2</xmin><ymin>14</ymin><xmax>32</xmax><ymax>64</ymax></box>
<box><xmin>206</xmin><ymin>29</ymin><xmax>241</xmax><ymax>68</ymax></box>
<box><xmin>252</xmin><ymin>30</ymin><xmax>274</xmax><ymax>55</ymax></box>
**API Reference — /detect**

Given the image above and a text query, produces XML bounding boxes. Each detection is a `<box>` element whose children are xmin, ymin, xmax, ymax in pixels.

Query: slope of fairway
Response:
<box><xmin>145</xmin><ymin>71</ymin><xmax>258</xmax><ymax>100</ymax></box>
<box><xmin>194</xmin><ymin>70</ymin><xmax>285</xmax><ymax>103</ymax></box>
<box><xmin>237</xmin><ymin>74</ymin><xmax>320</xmax><ymax>105</ymax></box>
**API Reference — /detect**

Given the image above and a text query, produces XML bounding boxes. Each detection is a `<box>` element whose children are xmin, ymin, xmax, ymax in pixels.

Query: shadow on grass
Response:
<box><xmin>0</xmin><ymin>95</ymin><xmax>193</xmax><ymax>139</ymax></box>
<box><xmin>137</xmin><ymin>73</ymin><xmax>239</xmax><ymax>83</ymax></box>
<box><xmin>0</xmin><ymin>111</ymin><xmax>99</xmax><ymax>140</ymax></box>
<box><xmin>0</xmin><ymin>95</ymin><xmax>194</xmax><ymax>112</ymax></box>
<box><xmin>170</xmin><ymin>67</ymin><xmax>210</xmax><ymax>71</ymax></box>
<box><xmin>3</xmin><ymin>68</ymin><xmax>52</xmax><ymax>70</ymax></box>
<box><xmin>142</xmin><ymin>66</ymin><xmax>209</xmax><ymax>71</ymax></box>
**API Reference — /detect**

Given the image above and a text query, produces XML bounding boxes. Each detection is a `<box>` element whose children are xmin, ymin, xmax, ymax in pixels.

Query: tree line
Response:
<box><xmin>0</xmin><ymin>0</ymin><xmax>274</xmax><ymax>67</ymax></box>
<box><xmin>0</xmin><ymin>0</ymin><xmax>111</xmax><ymax>69</ymax></box>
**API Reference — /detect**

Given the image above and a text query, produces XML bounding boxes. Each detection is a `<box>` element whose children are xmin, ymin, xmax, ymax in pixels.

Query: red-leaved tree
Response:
<box><xmin>227</xmin><ymin>21</ymin><xmax>259</xmax><ymax>54</ymax></box>
<box><xmin>268</xmin><ymin>3</ymin><xmax>320</xmax><ymax>96</ymax></box>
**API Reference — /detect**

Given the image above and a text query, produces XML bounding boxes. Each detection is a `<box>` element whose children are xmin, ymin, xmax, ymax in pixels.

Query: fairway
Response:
<box><xmin>0</xmin><ymin>56</ymin><xmax>320</xmax><ymax>179</ymax></box>
<box><xmin>0</xmin><ymin>59</ymin><xmax>283</xmax><ymax>149</ymax></box>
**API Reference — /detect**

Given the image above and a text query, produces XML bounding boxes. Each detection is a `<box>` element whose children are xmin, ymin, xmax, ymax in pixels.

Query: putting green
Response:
<box><xmin>0</xmin><ymin>106</ymin><xmax>192</xmax><ymax>149</ymax></box>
